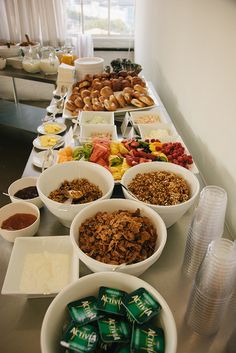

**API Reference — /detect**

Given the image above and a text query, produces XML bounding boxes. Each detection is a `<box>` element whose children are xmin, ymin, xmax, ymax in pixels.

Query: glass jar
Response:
<box><xmin>61</xmin><ymin>44</ymin><xmax>77</xmax><ymax>65</ymax></box>
<box><xmin>22</xmin><ymin>47</ymin><xmax>40</xmax><ymax>73</ymax></box>
<box><xmin>40</xmin><ymin>47</ymin><xmax>60</xmax><ymax>75</ymax></box>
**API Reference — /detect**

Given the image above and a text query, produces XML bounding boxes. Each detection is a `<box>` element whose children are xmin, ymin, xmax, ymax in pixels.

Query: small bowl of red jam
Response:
<box><xmin>0</xmin><ymin>201</ymin><xmax>40</xmax><ymax>242</ymax></box>
<box><xmin>8</xmin><ymin>176</ymin><xmax>43</xmax><ymax>208</ymax></box>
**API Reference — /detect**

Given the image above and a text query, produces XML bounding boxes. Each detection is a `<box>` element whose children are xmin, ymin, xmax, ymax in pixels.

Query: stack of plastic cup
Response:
<box><xmin>182</xmin><ymin>185</ymin><xmax>227</xmax><ymax>278</ymax></box>
<box><xmin>186</xmin><ymin>238</ymin><xmax>236</xmax><ymax>336</ymax></box>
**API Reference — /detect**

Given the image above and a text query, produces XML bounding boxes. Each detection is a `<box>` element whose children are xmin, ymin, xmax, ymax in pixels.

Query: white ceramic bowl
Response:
<box><xmin>121</xmin><ymin>162</ymin><xmax>200</xmax><ymax>228</ymax></box>
<box><xmin>0</xmin><ymin>45</ymin><xmax>20</xmax><ymax>58</ymax></box>
<box><xmin>0</xmin><ymin>58</ymin><xmax>6</xmax><ymax>70</ymax></box>
<box><xmin>41</xmin><ymin>272</ymin><xmax>177</xmax><ymax>353</ymax></box>
<box><xmin>8</xmin><ymin>176</ymin><xmax>44</xmax><ymax>208</ymax></box>
<box><xmin>70</xmin><ymin>198</ymin><xmax>167</xmax><ymax>276</ymax></box>
<box><xmin>37</xmin><ymin>161</ymin><xmax>114</xmax><ymax>228</ymax></box>
<box><xmin>0</xmin><ymin>201</ymin><xmax>40</xmax><ymax>242</ymax></box>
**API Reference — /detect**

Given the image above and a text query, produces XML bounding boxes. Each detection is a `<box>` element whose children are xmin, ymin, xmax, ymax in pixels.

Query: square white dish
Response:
<box><xmin>129</xmin><ymin>107</ymin><xmax>168</xmax><ymax>126</ymax></box>
<box><xmin>1</xmin><ymin>236</ymin><xmax>79</xmax><ymax>298</ymax></box>
<box><xmin>79</xmin><ymin>124</ymin><xmax>118</xmax><ymax>143</ymax></box>
<box><xmin>79</xmin><ymin>111</ymin><xmax>114</xmax><ymax>125</ymax></box>
<box><xmin>138</xmin><ymin>123</ymin><xmax>178</xmax><ymax>141</ymax></box>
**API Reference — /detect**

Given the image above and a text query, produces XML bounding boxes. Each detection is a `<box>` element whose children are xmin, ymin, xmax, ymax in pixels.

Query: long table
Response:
<box><xmin>0</xmin><ymin>86</ymin><xmax>234</xmax><ymax>353</ymax></box>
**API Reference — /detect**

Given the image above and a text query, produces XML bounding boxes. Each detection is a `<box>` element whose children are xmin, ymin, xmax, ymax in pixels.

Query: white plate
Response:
<box><xmin>33</xmin><ymin>135</ymin><xmax>64</xmax><ymax>150</ymax></box>
<box><xmin>63</xmin><ymin>83</ymin><xmax>160</xmax><ymax>120</ymax></box>
<box><xmin>37</xmin><ymin>122</ymin><xmax>67</xmax><ymax>135</ymax></box>
<box><xmin>32</xmin><ymin>150</ymin><xmax>58</xmax><ymax>169</ymax></box>
<box><xmin>1</xmin><ymin>236</ymin><xmax>79</xmax><ymax>297</ymax></box>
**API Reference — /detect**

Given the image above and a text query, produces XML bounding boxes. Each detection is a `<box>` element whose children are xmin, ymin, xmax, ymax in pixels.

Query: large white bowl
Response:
<box><xmin>0</xmin><ymin>201</ymin><xmax>40</xmax><ymax>242</ymax></box>
<box><xmin>41</xmin><ymin>272</ymin><xmax>177</xmax><ymax>353</ymax></box>
<box><xmin>0</xmin><ymin>45</ymin><xmax>20</xmax><ymax>58</ymax></box>
<box><xmin>70</xmin><ymin>198</ymin><xmax>167</xmax><ymax>276</ymax></box>
<box><xmin>8</xmin><ymin>176</ymin><xmax>44</xmax><ymax>209</ymax></box>
<box><xmin>37</xmin><ymin>161</ymin><xmax>114</xmax><ymax>228</ymax></box>
<box><xmin>121</xmin><ymin>162</ymin><xmax>200</xmax><ymax>228</ymax></box>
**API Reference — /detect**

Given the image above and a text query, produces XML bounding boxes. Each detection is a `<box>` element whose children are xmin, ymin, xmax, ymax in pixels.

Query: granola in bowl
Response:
<box><xmin>78</xmin><ymin>208</ymin><xmax>157</xmax><ymax>265</ymax></box>
<box><xmin>127</xmin><ymin>171</ymin><xmax>190</xmax><ymax>206</ymax></box>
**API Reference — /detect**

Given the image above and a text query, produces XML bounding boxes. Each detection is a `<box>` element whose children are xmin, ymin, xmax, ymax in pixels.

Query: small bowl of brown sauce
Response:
<box><xmin>8</xmin><ymin>177</ymin><xmax>43</xmax><ymax>208</ymax></box>
<box><xmin>0</xmin><ymin>201</ymin><xmax>40</xmax><ymax>242</ymax></box>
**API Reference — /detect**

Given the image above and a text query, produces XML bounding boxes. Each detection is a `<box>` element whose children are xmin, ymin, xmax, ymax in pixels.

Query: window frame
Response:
<box><xmin>66</xmin><ymin>0</ymin><xmax>135</xmax><ymax>49</ymax></box>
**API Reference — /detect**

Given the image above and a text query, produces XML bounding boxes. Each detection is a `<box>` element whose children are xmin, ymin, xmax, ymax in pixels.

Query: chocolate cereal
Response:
<box><xmin>78</xmin><ymin>209</ymin><xmax>157</xmax><ymax>265</ymax></box>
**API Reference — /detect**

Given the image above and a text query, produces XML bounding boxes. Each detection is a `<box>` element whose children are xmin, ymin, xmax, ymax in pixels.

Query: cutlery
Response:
<box><xmin>120</xmin><ymin>183</ymin><xmax>139</xmax><ymax>200</ymax></box>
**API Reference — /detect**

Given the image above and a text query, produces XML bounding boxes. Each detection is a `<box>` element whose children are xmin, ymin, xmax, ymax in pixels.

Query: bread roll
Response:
<box><xmin>92</xmin><ymin>80</ymin><xmax>102</xmax><ymax>90</ymax></box>
<box><xmin>100</xmin><ymin>86</ymin><xmax>113</xmax><ymax>97</ymax></box>
<box><xmin>80</xmin><ymin>89</ymin><xmax>91</xmax><ymax>99</ymax></box>
<box><xmin>109</xmin><ymin>94</ymin><xmax>119</xmax><ymax>108</ymax></box>
<box><xmin>123</xmin><ymin>92</ymin><xmax>132</xmax><ymax>104</ymax></box>
<box><xmin>68</xmin><ymin>94</ymin><xmax>79</xmax><ymax>102</ymax></box>
<box><xmin>79</xmin><ymin>80</ymin><xmax>91</xmax><ymax>89</ymax></box>
<box><xmin>138</xmin><ymin>95</ymin><xmax>155</xmax><ymax>106</ymax></box>
<box><xmin>104</xmin><ymin>99</ymin><xmax>117</xmax><ymax>111</ymax></box>
<box><xmin>116</xmin><ymin>93</ymin><xmax>127</xmax><ymax>108</ymax></box>
<box><xmin>66</xmin><ymin>100</ymin><xmax>77</xmax><ymax>111</ymax></box>
<box><xmin>83</xmin><ymin>104</ymin><xmax>93</xmax><ymax>111</ymax></box>
<box><xmin>90</xmin><ymin>90</ymin><xmax>100</xmax><ymax>98</ymax></box>
<box><xmin>93</xmin><ymin>102</ymin><xmax>104</xmax><ymax>111</ymax></box>
<box><xmin>74</xmin><ymin>96</ymin><xmax>84</xmax><ymax>108</ymax></box>
<box><xmin>133</xmin><ymin>84</ymin><xmax>148</xmax><ymax>94</ymax></box>
<box><xmin>83</xmin><ymin>96</ymin><xmax>92</xmax><ymax>105</ymax></box>
<box><xmin>130</xmin><ymin>98</ymin><xmax>146</xmax><ymax>108</ymax></box>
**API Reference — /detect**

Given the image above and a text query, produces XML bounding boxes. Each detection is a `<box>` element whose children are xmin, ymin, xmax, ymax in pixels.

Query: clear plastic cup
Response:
<box><xmin>186</xmin><ymin>239</ymin><xmax>236</xmax><ymax>336</ymax></box>
<box><xmin>182</xmin><ymin>186</ymin><xmax>227</xmax><ymax>277</ymax></box>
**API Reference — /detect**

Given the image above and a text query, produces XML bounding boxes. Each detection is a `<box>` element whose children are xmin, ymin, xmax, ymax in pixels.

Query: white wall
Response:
<box><xmin>135</xmin><ymin>0</ymin><xmax>236</xmax><ymax>236</ymax></box>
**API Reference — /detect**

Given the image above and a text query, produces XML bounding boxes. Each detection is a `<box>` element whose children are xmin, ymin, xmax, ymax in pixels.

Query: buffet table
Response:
<box><xmin>0</xmin><ymin>85</ymin><xmax>234</xmax><ymax>353</ymax></box>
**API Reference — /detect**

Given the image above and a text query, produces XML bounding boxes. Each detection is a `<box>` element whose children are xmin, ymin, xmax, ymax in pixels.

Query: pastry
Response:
<box><xmin>116</xmin><ymin>93</ymin><xmax>127</xmax><ymax>108</ymax></box>
<box><xmin>83</xmin><ymin>104</ymin><xmax>93</xmax><ymax>111</ymax></box>
<box><xmin>80</xmin><ymin>89</ymin><xmax>91</xmax><ymax>98</ymax></box>
<box><xmin>92</xmin><ymin>81</ymin><xmax>103</xmax><ymax>91</ymax></box>
<box><xmin>123</xmin><ymin>86</ymin><xmax>133</xmax><ymax>94</ymax></box>
<box><xmin>93</xmin><ymin>102</ymin><xmax>104</xmax><ymax>111</ymax></box>
<box><xmin>121</xmin><ymin>79</ymin><xmax>132</xmax><ymax>89</ymax></box>
<box><xmin>83</xmin><ymin>96</ymin><xmax>92</xmax><ymax>105</ymax></box>
<box><xmin>123</xmin><ymin>92</ymin><xmax>132</xmax><ymax>104</ymax></box>
<box><xmin>74</xmin><ymin>96</ymin><xmax>84</xmax><ymax>109</ymax></box>
<box><xmin>104</xmin><ymin>99</ymin><xmax>117</xmax><ymax>111</ymax></box>
<box><xmin>131</xmin><ymin>76</ymin><xmax>146</xmax><ymax>87</ymax></box>
<box><xmin>130</xmin><ymin>98</ymin><xmax>146</xmax><ymax>108</ymax></box>
<box><xmin>100</xmin><ymin>86</ymin><xmax>113</xmax><ymax>97</ymax></box>
<box><xmin>98</xmin><ymin>95</ymin><xmax>106</xmax><ymax>104</ymax></box>
<box><xmin>109</xmin><ymin>94</ymin><xmax>119</xmax><ymax>108</ymax></box>
<box><xmin>138</xmin><ymin>95</ymin><xmax>155</xmax><ymax>106</ymax></box>
<box><xmin>90</xmin><ymin>90</ymin><xmax>100</xmax><ymax>98</ymax></box>
<box><xmin>79</xmin><ymin>80</ymin><xmax>91</xmax><ymax>89</ymax></box>
<box><xmin>133</xmin><ymin>84</ymin><xmax>148</xmax><ymax>94</ymax></box>
<box><xmin>68</xmin><ymin>94</ymin><xmax>79</xmax><ymax>102</ymax></box>
<box><xmin>66</xmin><ymin>100</ymin><xmax>77</xmax><ymax>111</ymax></box>
<box><xmin>111</xmin><ymin>79</ymin><xmax>122</xmax><ymax>91</ymax></box>
<box><xmin>72</xmin><ymin>87</ymin><xmax>80</xmax><ymax>94</ymax></box>
<box><xmin>102</xmin><ymin>79</ymin><xmax>112</xmax><ymax>87</ymax></box>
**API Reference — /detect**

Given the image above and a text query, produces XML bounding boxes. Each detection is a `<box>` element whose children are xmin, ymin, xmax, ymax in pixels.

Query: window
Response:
<box><xmin>65</xmin><ymin>0</ymin><xmax>135</xmax><ymax>48</ymax></box>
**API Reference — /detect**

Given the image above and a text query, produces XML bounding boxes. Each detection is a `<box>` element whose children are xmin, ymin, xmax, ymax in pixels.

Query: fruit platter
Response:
<box><xmin>57</xmin><ymin>138</ymin><xmax>197</xmax><ymax>181</ymax></box>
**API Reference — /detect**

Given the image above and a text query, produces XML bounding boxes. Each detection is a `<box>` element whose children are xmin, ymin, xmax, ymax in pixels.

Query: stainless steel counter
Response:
<box><xmin>0</xmin><ymin>87</ymin><xmax>235</xmax><ymax>353</ymax></box>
